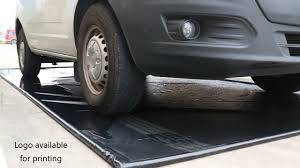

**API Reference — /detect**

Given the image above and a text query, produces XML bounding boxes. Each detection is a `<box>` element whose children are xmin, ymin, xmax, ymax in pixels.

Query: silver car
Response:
<box><xmin>16</xmin><ymin>0</ymin><xmax>300</xmax><ymax>114</ymax></box>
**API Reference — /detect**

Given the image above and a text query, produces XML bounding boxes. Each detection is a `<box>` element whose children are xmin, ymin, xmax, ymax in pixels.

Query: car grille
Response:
<box><xmin>285</xmin><ymin>34</ymin><xmax>300</xmax><ymax>56</ymax></box>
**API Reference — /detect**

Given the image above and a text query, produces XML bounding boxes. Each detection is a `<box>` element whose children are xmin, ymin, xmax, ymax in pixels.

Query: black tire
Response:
<box><xmin>17</xmin><ymin>29</ymin><xmax>41</xmax><ymax>77</ymax></box>
<box><xmin>77</xmin><ymin>2</ymin><xmax>145</xmax><ymax>115</ymax></box>
<box><xmin>20</xmin><ymin>76</ymin><xmax>41</xmax><ymax>94</ymax></box>
<box><xmin>252</xmin><ymin>74</ymin><xmax>300</xmax><ymax>93</ymax></box>
<box><xmin>74</xmin><ymin>62</ymin><xmax>80</xmax><ymax>82</ymax></box>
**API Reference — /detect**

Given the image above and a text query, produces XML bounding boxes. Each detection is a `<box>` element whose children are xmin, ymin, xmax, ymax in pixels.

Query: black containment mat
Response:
<box><xmin>1</xmin><ymin>67</ymin><xmax>300</xmax><ymax>168</ymax></box>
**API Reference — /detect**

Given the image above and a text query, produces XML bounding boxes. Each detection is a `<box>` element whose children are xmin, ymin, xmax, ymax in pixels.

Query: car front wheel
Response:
<box><xmin>77</xmin><ymin>2</ymin><xmax>145</xmax><ymax>115</ymax></box>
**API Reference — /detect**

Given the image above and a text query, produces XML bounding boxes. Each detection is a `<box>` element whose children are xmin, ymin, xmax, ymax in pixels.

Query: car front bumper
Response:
<box><xmin>111</xmin><ymin>0</ymin><xmax>300</xmax><ymax>79</ymax></box>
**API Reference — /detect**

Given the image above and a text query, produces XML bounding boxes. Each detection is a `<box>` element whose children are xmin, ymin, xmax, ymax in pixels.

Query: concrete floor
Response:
<box><xmin>1</xmin><ymin>44</ymin><xmax>300</xmax><ymax>168</ymax></box>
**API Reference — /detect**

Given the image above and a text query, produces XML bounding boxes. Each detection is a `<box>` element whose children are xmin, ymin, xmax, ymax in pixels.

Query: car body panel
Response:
<box><xmin>109</xmin><ymin>0</ymin><xmax>300</xmax><ymax>78</ymax></box>
<box><xmin>16</xmin><ymin>0</ymin><xmax>77</xmax><ymax>57</ymax></box>
<box><xmin>256</xmin><ymin>0</ymin><xmax>300</xmax><ymax>26</ymax></box>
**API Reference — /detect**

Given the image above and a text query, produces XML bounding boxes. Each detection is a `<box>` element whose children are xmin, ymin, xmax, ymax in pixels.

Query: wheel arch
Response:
<box><xmin>73</xmin><ymin>0</ymin><xmax>140</xmax><ymax>69</ymax></box>
<box><xmin>73</xmin><ymin>0</ymin><xmax>96</xmax><ymax>45</ymax></box>
<box><xmin>74</xmin><ymin>0</ymin><xmax>123</xmax><ymax>46</ymax></box>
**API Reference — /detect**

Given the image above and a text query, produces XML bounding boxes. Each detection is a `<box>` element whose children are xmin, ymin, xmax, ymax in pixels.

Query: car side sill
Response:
<box><xmin>32</xmin><ymin>48</ymin><xmax>77</xmax><ymax>62</ymax></box>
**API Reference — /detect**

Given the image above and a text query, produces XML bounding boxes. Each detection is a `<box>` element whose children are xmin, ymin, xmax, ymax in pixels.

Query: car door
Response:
<box><xmin>19</xmin><ymin>0</ymin><xmax>78</xmax><ymax>57</ymax></box>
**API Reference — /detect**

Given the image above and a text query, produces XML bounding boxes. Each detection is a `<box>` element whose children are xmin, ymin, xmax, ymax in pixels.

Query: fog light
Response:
<box><xmin>166</xmin><ymin>19</ymin><xmax>200</xmax><ymax>40</ymax></box>
<box><xmin>181</xmin><ymin>21</ymin><xmax>199</xmax><ymax>40</ymax></box>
